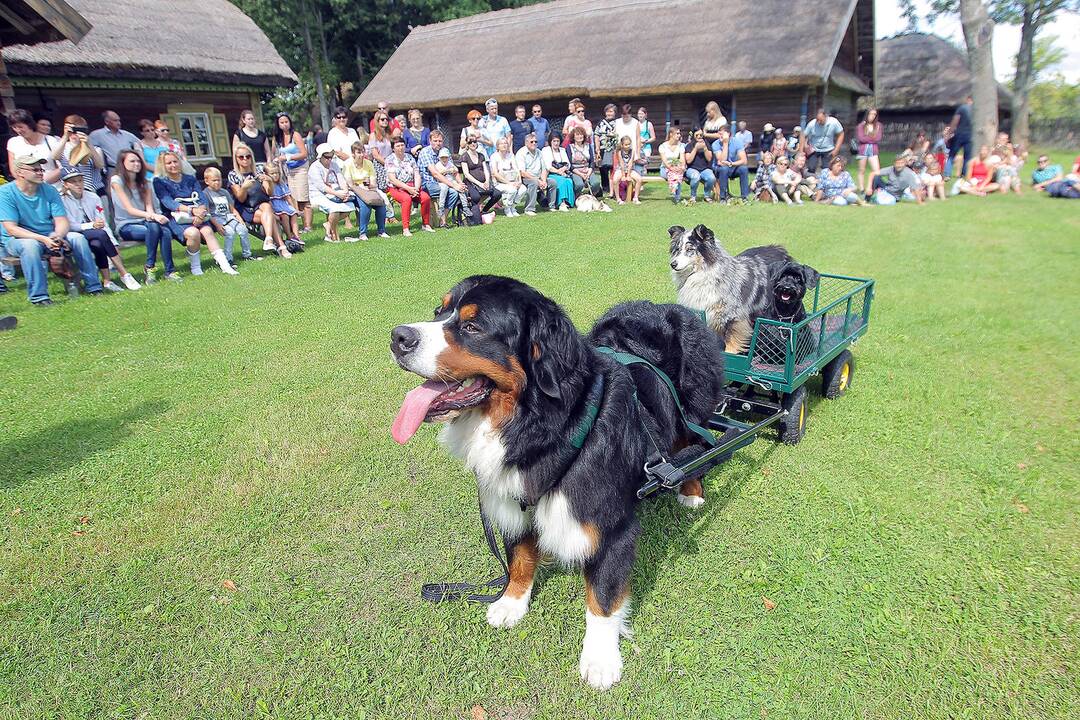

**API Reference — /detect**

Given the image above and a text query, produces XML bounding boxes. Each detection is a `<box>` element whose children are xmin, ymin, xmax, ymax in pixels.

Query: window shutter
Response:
<box><xmin>210</xmin><ymin>113</ymin><xmax>230</xmax><ymax>158</ymax></box>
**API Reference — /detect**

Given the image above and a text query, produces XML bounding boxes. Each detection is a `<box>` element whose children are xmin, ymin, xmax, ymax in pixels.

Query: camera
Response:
<box><xmin>71</xmin><ymin>125</ymin><xmax>89</xmax><ymax>134</ymax></box>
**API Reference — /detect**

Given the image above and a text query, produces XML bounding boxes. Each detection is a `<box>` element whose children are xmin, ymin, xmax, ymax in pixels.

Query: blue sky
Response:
<box><xmin>876</xmin><ymin>0</ymin><xmax>1080</xmax><ymax>82</ymax></box>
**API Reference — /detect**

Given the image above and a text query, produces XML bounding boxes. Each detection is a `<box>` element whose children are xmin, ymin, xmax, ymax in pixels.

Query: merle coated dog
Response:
<box><xmin>669</xmin><ymin>224</ymin><xmax>792</xmax><ymax>354</ymax></box>
<box><xmin>390</xmin><ymin>277</ymin><xmax>725</xmax><ymax>690</ymax></box>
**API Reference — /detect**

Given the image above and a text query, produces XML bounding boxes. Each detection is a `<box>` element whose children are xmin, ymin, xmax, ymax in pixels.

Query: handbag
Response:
<box><xmin>849</xmin><ymin>138</ymin><xmax>859</xmax><ymax>154</ymax></box>
<box><xmin>45</xmin><ymin>243</ymin><xmax>76</xmax><ymax>280</ymax></box>
<box><xmin>356</xmin><ymin>184</ymin><xmax>384</xmax><ymax>206</ymax></box>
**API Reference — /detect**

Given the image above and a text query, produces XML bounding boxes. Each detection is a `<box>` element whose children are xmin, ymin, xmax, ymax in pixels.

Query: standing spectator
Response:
<box><xmin>659</xmin><ymin>127</ymin><xmax>686</xmax><ymax>204</ymax></box>
<box><xmin>271</xmin><ymin>112</ymin><xmax>312</xmax><ymax>233</ymax></box>
<box><xmin>327</xmin><ymin>107</ymin><xmax>361</xmax><ymax>165</ymax></box>
<box><xmin>459</xmin><ymin>110</ymin><xmax>483</xmax><ymax>155</ymax></box>
<box><xmin>417</xmin><ymin>131</ymin><xmax>462</xmax><ymax>225</ymax></box>
<box><xmin>561</xmin><ymin>98</ymin><xmax>581</xmax><ymax>138</ymax></box>
<box><xmin>530</xmin><ymin>104</ymin><xmax>550</xmax><ymax>147</ymax></box>
<box><xmin>110</xmin><ymin>149</ymin><xmax>178</xmax><ymax>283</ymax></box>
<box><xmin>341</xmin><ymin>142</ymin><xmax>389</xmax><ymax>240</ymax></box>
<box><xmin>478</xmin><ymin>98</ymin><xmax>510</xmax><ymax>158</ymax></box>
<box><xmin>202</xmin><ymin>166</ymin><xmax>257</xmax><ymax>265</ymax></box>
<box><xmin>508</xmin><ymin>105</ymin><xmax>534</xmax><ymax>153</ymax></box>
<box><xmin>51</xmin><ymin>115</ymin><xmax>104</xmax><ymax>193</ymax></box>
<box><xmin>1031</xmin><ymin>155</ymin><xmax>1064</xmax><ymax>191</ymax></box>
<box><xmin>800</xmin><ymin>108</ymin><xmax>844</xmax><ymax>174</ymax></box>
<box><xmin>153</xmin><ymin>121</ymin><xmax>195</xmax><ymax>175</ymax></box>
<box><xmin>769</xmin><ymin>128</ymin><xmax>788</xmax><ymax>160</ymax></box>
<box><xmin>385</xmin><ymin>137</ymin><xmax>434</xmax><ymax>235</ymax></box>
<box><xmin>568</xmin><ymin>126</ymin><xmax>602</xmax><ymax>197</ymax></box>
<box><xmin>515</xmin><ymin>132</ymin><xmax>546</xmax><ymax>216</ymax></box>
<box><xmin>153</xmin><ymin>151</ymin><xmax>237</xmax><ymax>276</ymax></box>
<box><xmin>490</xmin><ymin>137</ymin><xmax>526</xmax><ymax>217</ymax></box>
<box><xmin>460</xmin><ymin>133</ymin><xmax>502</xmax><ymax>224</ymax></box>
<box><xmin>89</xmin><ymin>110</ymin><xmax>139</xmax><ymax>179</ymax></box>
<box><xmin>702</xmin><ymin>101</ymin><xmax>727</xmax><ymax>146</ymax></box>
<box><xmin>594</xmin><ymin>104</ymin><xmax>619</xmax><ymax>197</ymax></box>
<box><xmin>868</xmin><ymin>153</ymin><xmax>925</xmax><ymax>205</ymax></box>
<box><xmin>735</xmin><ymin>120</ymin><xmax>753</xmax><ymax>150</ymax></box>
<box><xmin>712</xmin><ymin>126</ymin><xmax>748</xmax><ymax>203</ymax></box>
<box><xmin>759</xmin><ymin>123</ymin><xmax>776</xmax><ymax>161</ymax></box>
<box><xmin>35</xmin><ymin>116</ymin><xmax>52</xmax><ymax>136</ymax></box>
<box><xmin>854</xmin><ymin>108</ymin><xmax>883</xmax><ymax>193</ymax></box>
<box><xmin>815</xmin><ymin>155</ymin><xmax>862</xmax><ymax>206</ymax></box>
<box><xmin>367</xmin><ymin>110</ymin><xmax>394</xmax><ymax>200</ymax></box>
<box><xmin>309</xmin><ymin>143</ymin><xmax>357</xmax><ymax>243</ymax></box>
<box><xmin>232</xmin><ymin>109</ymin><xmax>271</xmax><ymax>163</ymax></box>
<box><xmin>638</xmin><ymin>107</ymin><xmax>656</xmax><ymax>173</ymax></box>
<box><xmin>5</xmin><ymin>109</ymin><xmax>62</xmax><ymax>185</ymax></box>
<box><xmin>540</xmin><ymin>134</ymin><xmax>574</xmax><ymax>211</ymax></box>
<box><xmin>404</xmin><ymin>109</ymin><xmax>430</xmax><ymax>158</ymax></box>
<box><xmin>369</xmin><ymin>102</ymin><xmax>403</xmax><ymax>134</ymax></box>
<box><xmin>0</xmin><ymin>155</ymin><xmax>100</xmax><ymax>305</ymax></box>
<box><xmin>136</xmin><ymin>119</ymin><xmax>167</xmax><ymax>180</ymax></box>
<box><xmin>562</xmin><ymin>100</ymin><xmax>592</xmax><ymax>148</ymax></box>
<box><xmin>683</xmin><ymin>128</ymin><xmax>715</xmax><ymax>203</ymax></box>
<box><xmin>311</xmin><ymin>124</ymin><xmax>327</xmax><ymax>147</ymax></box>
<box><xmin>787</xmin><ymin>125</ymin><xmax>803</xmax><ymax>155</ymax></box>
<box><xmin>945</xmin><ymin>95</ymin><xmax>974</xmax><ymax>180</ymax></box>
<box><xmin>229</xmin><ymin>147</ymin><xmax>290</xmax><ymax>257</ymax></box>
<box><xmin>60</xmin><ymin>168</ymin><xmax>140</xmax><ymax>290</ymax></box>
<box><xmin>614</xmin><ymin>104</ymin><xmax>641</xmax><ymax>154</ymax></box>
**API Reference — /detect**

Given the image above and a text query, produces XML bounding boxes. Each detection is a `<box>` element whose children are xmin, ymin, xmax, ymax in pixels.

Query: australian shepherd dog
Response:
<box><xmin>391</xmin><ymin>276</ymin><xmax>725</xmax><ymax>690</ymax></box>
<box><xmin>669</xmin><ymin>224</ymin><xmax>793</xmax><ymax>353</ymax></box>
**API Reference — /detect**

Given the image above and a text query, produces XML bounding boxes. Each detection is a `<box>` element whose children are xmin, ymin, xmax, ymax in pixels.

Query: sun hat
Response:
<box><xmin>438</xmin><ymin>148</ymin><xmax>451</xmax><ymax>158</ymax></box>
<box><xmin>316</xmin><ymin>143</ymin><xmax>334</xmax><ymax>157</ymax></box>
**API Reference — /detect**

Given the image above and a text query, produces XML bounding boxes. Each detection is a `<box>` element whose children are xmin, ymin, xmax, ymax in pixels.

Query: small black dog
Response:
<box><xmin>754</xmin><ymin>261</ymin><xmax>820</xmax><ymax>365</ymax></box>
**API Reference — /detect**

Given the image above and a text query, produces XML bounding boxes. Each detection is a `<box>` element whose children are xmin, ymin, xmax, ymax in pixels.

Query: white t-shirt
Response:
<box><xmin>7</xmin><ymin>134</ymin><xmax>62</xmax><ymax>181</ymax></box>
<box><xmin>613</xmin><ymin>118</ymin><xmax>641</xmax><ymax>154</ymax></box>
<box><xmin>489</xmin><ymin>152</ymin><xmax>520</xmax><ymax>183</ymax></box>
<box><xmin>327</xmin><ymin>126</ymin><xmax>361</xmax><ymax>158</ymax></box>
<box><xmin>659</xmin><ymin>142</ymin><xmax>686</xmax><ymax>168</ymax></box>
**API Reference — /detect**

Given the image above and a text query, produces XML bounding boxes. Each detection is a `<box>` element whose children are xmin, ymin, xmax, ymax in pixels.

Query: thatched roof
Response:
<box><xmin>874</xmin><ymin>33</ymin><xmax>1012</xmax><ymax>111</ymax></box>
<box><xmin>3</xmin><ymin>0</ymin><xmax>296</xmax><ymax>88</ymax></box>
<box><xmin>354</xmin><ymin>0</ymin><xmax>867</xmax><ymax>111</ymax></box>
<box><xmin>0</xmin><ymin>0</ymin><xmax>90</xmax><ymax>46</ymax></box>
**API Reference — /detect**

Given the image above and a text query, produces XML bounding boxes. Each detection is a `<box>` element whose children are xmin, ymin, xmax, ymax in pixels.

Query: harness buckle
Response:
<box><xmin>643</xmin><ymin>457</ymin><xmax>686</xmax><ymax>490</ymax></box>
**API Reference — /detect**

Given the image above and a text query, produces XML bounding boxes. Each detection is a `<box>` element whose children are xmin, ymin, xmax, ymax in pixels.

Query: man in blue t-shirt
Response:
<box><xmin>800</xmin><ymin>108</ymin><xmax>845</xmax><ymax>174</ymax></box>
<box><xmin>0</xmin><ymin>155</ymin><xmax>101</xmax><ymax>305</ymax></box>
<box><xmin>711</xmin><ymin>126</ymin><xmax>750</xmax><ymax>201</ymax></box>
<box><xmin>945</xmin><ymin>95</ymin><xmax>974</xmax><ymax>179</ymax></box>
<box><xmin>508</xmin><ymin>105</ymin><xmax>534</xmax><ymax>153</ymax></box>
<box><xmin>529</xmin><ymin>104</ymin><xmax>550</xmax><ymax>147</ymax></box>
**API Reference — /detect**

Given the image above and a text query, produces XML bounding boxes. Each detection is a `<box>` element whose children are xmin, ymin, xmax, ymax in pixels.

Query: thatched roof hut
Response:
<box><xmin>3</xmin><ymin>0</ymin><xmax>295</xmax><ymax>87</ymax></box>
<box><xmin>351</xmin><ymin>0</ymin><xmax>874</xmax><ymax>152</ymax></box>
<box><xmin>0</xmin><ymin>0</ymin><xmax>90</xmax><ymax>47</ymax></box>
<box><xmin>874</xmin><ymin>32</ymin><xmax>1012</xmax><ymax>115</ymax></box>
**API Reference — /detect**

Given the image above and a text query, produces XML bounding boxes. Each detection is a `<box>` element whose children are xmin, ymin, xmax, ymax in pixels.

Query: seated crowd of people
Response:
<box><xmin>2</xmin><ymin>98</ymin><xmax>1076</xmax><ymax>306</ymax></box>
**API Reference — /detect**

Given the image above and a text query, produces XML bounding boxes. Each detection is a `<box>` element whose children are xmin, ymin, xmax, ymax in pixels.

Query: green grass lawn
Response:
<box><xmin>1</xmin><ymin>153</ymin><xmax>1078</xmax><ymax>719</ymax></box>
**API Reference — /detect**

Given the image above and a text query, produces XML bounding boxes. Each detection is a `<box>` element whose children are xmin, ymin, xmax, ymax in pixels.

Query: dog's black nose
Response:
<box><xmin>670</xmin><ymin>260</ymin><xmax>678</xmax><ymax>270</ymax></box>
<box><xmin>391</xmin><ymin>325</ymin><xmax>420</xmax><ymax>357</ymax></box>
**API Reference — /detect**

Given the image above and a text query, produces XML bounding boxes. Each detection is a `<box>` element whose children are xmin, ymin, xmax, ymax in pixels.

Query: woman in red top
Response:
<box><xmin>956</xmin><ymin>145</ymin><xmax>999</xmax><ymax>196</ymax></box>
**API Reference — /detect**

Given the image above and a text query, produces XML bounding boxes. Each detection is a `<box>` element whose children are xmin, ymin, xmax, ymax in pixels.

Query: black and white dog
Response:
<box><xmin>669</xmin><ymin>224</ymin><xmax>792</xmax><ymax>353</ymax></box>
<box><xmin>390</xmin><ymin>276</ymin><xmax>725</xmax><ymax>690</ymax></box>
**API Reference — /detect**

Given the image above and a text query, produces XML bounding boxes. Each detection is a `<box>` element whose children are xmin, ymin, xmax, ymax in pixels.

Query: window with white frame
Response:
<box><xmin>177</xmin><ymin>113</ymin><xmax>214</xmax><ymax>161</ymax></box>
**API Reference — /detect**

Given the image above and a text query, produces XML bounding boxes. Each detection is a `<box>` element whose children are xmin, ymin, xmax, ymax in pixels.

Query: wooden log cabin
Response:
<box><xmin>353</xmin><ymin>0</ymin><xmax>874</xmax><ymax>158</ymax></box>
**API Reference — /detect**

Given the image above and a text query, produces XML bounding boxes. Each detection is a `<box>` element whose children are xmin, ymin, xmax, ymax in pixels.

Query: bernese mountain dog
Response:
<box><xmin>390</xmin><ymin>276</ymin><xmax>726</xmax><ymax>690</ymax></box>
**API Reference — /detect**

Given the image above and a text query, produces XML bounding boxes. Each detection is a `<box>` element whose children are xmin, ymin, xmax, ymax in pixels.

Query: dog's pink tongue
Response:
<box><xmin>392</xmin><ymin>380</ymin><xmax>450</xmax><ymax>444</ymax></box>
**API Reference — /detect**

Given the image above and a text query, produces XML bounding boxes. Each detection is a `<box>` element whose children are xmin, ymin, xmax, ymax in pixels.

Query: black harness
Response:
<box><xmin>421</xmin><ymin>350</ymin><xmax>712</xmax><ymax>603</ymax></box>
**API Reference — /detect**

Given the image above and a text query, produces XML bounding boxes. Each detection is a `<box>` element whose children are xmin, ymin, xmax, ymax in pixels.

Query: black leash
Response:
<box><xmin>421</xmin><ymin>495</ymin><xmax>510</xmax><ymax>603</ymax></box>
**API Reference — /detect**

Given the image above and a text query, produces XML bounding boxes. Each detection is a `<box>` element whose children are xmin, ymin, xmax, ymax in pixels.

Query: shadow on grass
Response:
<box><xmin>0</xmin><ymin>401</ymin><xmax>169</xmax><ymax>489</ymax></box>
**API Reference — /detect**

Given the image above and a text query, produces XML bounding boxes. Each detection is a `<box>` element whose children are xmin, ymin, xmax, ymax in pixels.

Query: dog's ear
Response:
<box><xmin>691</xmin><ymin>224</ymin><xmax>714</xmax><ymax>244</ymax></box>
<box><xmin>667</xmin><ymin>225</ymin><xmax>685</xmax><ymax>240</ymax></box>
<box><xmin>801</xmin><ymin>265</ymin><xmax>820</xmax><ymax>289</ymax></box>
<box><xmin>524</xmin><ymin>305</ymin><xmax>580</xmax><ymax>401</ymax></box>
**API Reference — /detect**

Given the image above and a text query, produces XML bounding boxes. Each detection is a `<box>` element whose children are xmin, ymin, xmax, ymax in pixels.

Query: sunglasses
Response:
<box><xmin>236</xmin><ymin>154</ymin><xmax>252</xmax><ymax>159</ymax></box>
<box><xmin>467</xmin><ymin>140</ymin><xmax>478</xmax><ymax>144</ymax></box>
<box><xmin>527</xmin><ymin>140</ymin><xmax>537</xmax><ymax>143</ymax></box>
<box><xmin>335</xmin><ymin>115</ymin><xmax>347</xmax><ymax>120</ymax></box>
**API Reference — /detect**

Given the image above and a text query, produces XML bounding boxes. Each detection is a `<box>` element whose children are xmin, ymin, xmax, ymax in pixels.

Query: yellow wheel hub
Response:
<box><xmin>838</xmin><ymin>362</ymin><xmax>850</xmax><ymax>391</ymax></box>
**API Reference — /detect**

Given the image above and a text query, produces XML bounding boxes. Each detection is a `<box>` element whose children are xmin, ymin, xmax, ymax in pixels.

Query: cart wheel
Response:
<box><xmin>778</xmin><ymin>386</ymin><xmax>808</xmax><ymax>445</ymax></box>
<box><xmin>821</xmin><ymin>350</ymin><xmax>854</xmax><ymax>399</ymax></box>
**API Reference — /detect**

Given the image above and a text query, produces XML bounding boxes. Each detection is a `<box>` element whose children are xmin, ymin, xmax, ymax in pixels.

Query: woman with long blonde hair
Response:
<box><xmin>152</xmin><ymin>150</ymin><xmax>237</xmax><ymax>275</ymax></box>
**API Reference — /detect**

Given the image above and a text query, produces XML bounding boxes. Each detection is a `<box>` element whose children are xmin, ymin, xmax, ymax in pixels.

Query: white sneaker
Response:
<box><xmin>377</xmin><ymin>232</ymin><xmax>390</xmax><ymax>238</ymax></box>
<box><xmin>342</xmin><ymin>235</ymin><xmax>360</xmax><ymax>243</ymax></box>
<box><xmin>120</xmin><ymin>273</ymin><xmax>141</xmax><ymax>290</ymax></box>
<box><xmin>103</xmin><ymin>281</ymin><xmax>123</xmax><ymax>292</ymax></box>
<box><xmin>422</xmin><ymin>225</ymin><xmax>435</xmax><ymax>233</ymax></box>
<box><xmin>402</xmin><ymin>229</ymin><xmax>413</xmax><ymax>237</ymax></box>
<box><xmin>263</xmin><ymin>239</ymin><xmax>275</xmax><ymax>251</ymax></box>
<box><xmin>358</xmin><ymin>234</ymin><xmax>368</xmax><ymax>242</ymax></box>
<box><xmin>524</xmin><ymin>210</ymin><xmax>536</xmax><ymax>216</ymax></box>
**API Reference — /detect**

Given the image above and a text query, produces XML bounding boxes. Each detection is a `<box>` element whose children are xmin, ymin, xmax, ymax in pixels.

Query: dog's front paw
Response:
<box><xmin>486</xmin><ymin>593</ymin><xmax>529</xmax><ymax>629</ymax></box>
<box><xmin>578</xmin><ymin>643</ymin><xmax>623</xmax><ymax>690</ymax></box>
<box><xmin>677</xmin><ymin>493</ymin><xmax>705</xmax><ymax>509</ymax></box>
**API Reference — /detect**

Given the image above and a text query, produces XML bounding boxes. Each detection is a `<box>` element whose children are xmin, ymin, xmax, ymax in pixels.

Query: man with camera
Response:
<box><xmin>0</xmin><ymin>155</ymin><xmax>101</xmax><ymax>306</ymax></box>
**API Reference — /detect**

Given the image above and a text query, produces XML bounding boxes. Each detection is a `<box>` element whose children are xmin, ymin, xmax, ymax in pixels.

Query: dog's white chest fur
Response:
<box><xmin>441</xmin><ymin>411</ymin><xmax>594</xmax><ymax>564</ymax></box>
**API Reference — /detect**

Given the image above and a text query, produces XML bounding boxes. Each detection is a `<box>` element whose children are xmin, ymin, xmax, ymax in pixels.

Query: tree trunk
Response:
<box><xmin>300</xmin><ymin>1</ymin><xmax>329</xmax><ymax>128</ymax></box>
<box><xmin>1010</xmin><ymin>3</ymin><xmax>1038</xmax><ymax>147</ymax></box>
<box><xmin>960</xmin><ymin>0</ymin><xmax>998</xmax><ymax>147</ymax></box>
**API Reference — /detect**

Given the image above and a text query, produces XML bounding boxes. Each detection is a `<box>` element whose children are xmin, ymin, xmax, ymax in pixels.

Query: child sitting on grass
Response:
<box><xmin>202</xmin><ymin>167</ymin><xmax>259</xmax><ymax>265</ymax></box>
<box><xmin>752</xmin><ymin>150</ymin><xmax>777</xmax><ymax>202</ymax></box>
<box><xmin>265</xmin><ymin>165</ymin><xmax>303</xmax><ymax>247</ymax></box>
<box><xmin>920</xmin><ymin>157</ymin><xmax>946</xmax><ymax>201</ymax></box>
<box><xmin>770</xmin><ymin>155</ymin><xmax>802</xmax><ymax>205</ymax></box>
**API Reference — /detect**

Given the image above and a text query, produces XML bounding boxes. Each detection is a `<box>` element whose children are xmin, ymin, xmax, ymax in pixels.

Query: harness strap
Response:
<box><xmin>595</xmin><ymin>346</ymin><xmax>717</xmax><ymax>448</ymax></box>
<box><xmin>421</xmin><ymin>495</ymin><xmax>509</xmax><ymax>603</ymax></box>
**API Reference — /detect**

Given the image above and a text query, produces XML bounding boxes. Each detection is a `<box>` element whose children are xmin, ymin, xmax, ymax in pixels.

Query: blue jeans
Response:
<box><xmin>423</xmin><ymin>181</ymin><xmax>460</xmax><ymax>212</ymax></box>
<box><xmin>119</xmin><ymin>221</ymin><xmax>174</xmax><ymax>274</ymax></box>
<box><xmin>2</xmin><ymin>234</ymin><xmax>101</xmax><ymax>303</ymax></box>
<box><xmin>218</xmin><ymin>218</ymin><xmax>251</xmax><ymax>262</ymax></box>
<box><xmin>685</xmin><ymin>168</ymin><xmax>715</xmax><ymax>199</ymax></box>
<box><xmin>353</xmin><ymin>197</ymin><xmax>387</xmax><ymax>234</ymax></box>
<box><xmin>715</xmin><ymin>165</ymin><xmax>749</xmax><ymax>199</ymax></box>
<box><xmin>945</xmin><ymin>135</ymin><xmax>973</xmax><ymax>178</ymax></box>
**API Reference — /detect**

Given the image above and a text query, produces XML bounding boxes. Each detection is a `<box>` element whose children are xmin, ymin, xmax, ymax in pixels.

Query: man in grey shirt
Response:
<box><xmin>800</xmin><ymin>108</ymin><xmax>845</xmax><ymax>174</ymax></box>
<box><xmin>867</xmin><ymin>152</ymin><xmax>924</xmax><ymax>205</ymax></box>
<box><xmin>89</xmin><ymin>111</ymin><xmax>139</xmax><ymax>177</ymax></box>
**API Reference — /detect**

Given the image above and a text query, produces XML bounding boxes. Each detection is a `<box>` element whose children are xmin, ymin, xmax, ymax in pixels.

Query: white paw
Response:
<box><xmin>677</xmin><ymin>493</ymin><xmax>705</xmax><ymax>509</ymax></box>
<box><xmin>578</xmin><ymin>644</ymin><xmax>623</xmax><ymax>690</ymax></box>
<box><xmin>486</xmin><ymin>592</ymin><xmax>529</xmax><ymax>629</ymax></box>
